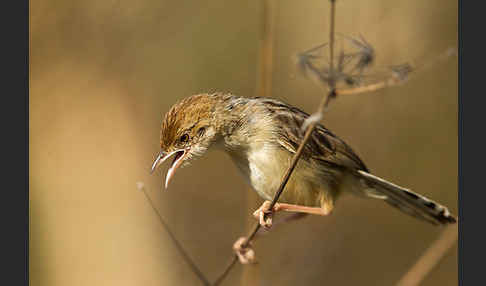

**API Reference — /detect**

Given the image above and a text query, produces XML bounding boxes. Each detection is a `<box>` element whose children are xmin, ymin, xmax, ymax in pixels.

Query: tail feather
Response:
<box><xmin>356</xmin><ymin>170</ymin><xmax>457</xmax><ymax>225</ymax></box>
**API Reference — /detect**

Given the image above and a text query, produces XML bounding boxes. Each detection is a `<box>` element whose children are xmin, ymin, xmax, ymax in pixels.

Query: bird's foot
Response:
<box><xmin>253</xmin><ymin>200</ymin><xmax>280</xmax><ymax>230</ymax></box>
<box><xmin>233</xmin><ymin>237</ymin><xmax>256</xmax><ymax>264</ymax></box>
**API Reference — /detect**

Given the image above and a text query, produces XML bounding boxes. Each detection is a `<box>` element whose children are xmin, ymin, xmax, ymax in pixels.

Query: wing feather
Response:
<box><xmin>257</xmin><ymin>97</ymin><xmax>368</xmax><ymax>172</ymax></box>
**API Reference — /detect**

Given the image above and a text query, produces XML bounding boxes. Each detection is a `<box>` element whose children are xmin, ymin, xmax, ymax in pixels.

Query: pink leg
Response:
<box><xmin>234</xmin><ymin>203</ymin><xmax>326</xmax><ymax>265</ymax></box>
<box><xmin>253</xmin><ymin>200</ymin><xmax>332</xmax><ymax>229</ymax></box>
<box><xmin>276</xmin><ymin>203</ymin><xmax>332</xmax><ymax>216</ymax></box>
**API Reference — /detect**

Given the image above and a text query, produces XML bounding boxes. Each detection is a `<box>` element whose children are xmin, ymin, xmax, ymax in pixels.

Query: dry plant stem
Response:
<box><xmin>242</xmin><ymin>0</ymin><xmax>276</xmax><ymax>284</ymax></box>
<box><xmin>396</xmin><ymin>224</ymin><xmax>458</xmax><ymax>286</ymax></box>
<box><xmin>328</xmin><ymin>0</ymin><xmax>336</xmax><ymax>87</ymax></box>
<box><xmin>212</xmin><ymin>257</ymin><xmax>238</xmax><ymax>286</ymax></box>
<box><xmin>258</xmin><ymin>0</ymin><xmax>275</xmax><ymax>99</ymax></box>
<box><xmin>139</xmin><ymin>185</ymin><xmax>210</xmax><ymax>286</ymax></box>
<box><xmin>212</xmin><ymin>1</ymin><xmax>338</xmax><ymax>285</ymax></box>
<box><xmin>336</xmin><ymin>47</ymin><xmax>457</xmax><ymax>96</ymax></box>
<box><xmin>336</xmin><ymin>77</ymin><xmax>405</xmax><ymax>96</ymax></box>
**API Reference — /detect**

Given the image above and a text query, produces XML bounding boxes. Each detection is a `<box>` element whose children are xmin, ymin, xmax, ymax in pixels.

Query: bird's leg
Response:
<box><xmin>232</xmin><ymin>237</ymin><xmax>256</xmax><ymax>264</ymax></box>
<box><xmin>275</xmin><ymin>202</ymin><xmax>333</xmax><ymax>215</ymax></box>
<box><xmin>253</xmin><ymin>200</ymin><xmax>333</xmax><ymax>229</ymax></box>
<box><xmin>232</xmin><ymin>213</ymin><xmax>308</xmax><ymax>265</ymax></box>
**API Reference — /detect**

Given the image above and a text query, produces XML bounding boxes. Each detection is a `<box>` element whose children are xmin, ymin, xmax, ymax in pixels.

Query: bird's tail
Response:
<box><xmin>356</xmin><ymin>170</ymin><xmax>457</xmax><ymax>225</ymax></box>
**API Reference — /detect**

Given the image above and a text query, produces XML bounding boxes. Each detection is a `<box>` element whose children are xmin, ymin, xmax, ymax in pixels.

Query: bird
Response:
<box><xmin>151</xmin><ymin>92</ymin><xmax>456</xmax><ymax>263</ymax></box>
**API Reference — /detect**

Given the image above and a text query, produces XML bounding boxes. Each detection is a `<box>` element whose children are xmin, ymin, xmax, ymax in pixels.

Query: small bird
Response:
<box><xmin>151</xmin><ymin>92</ymin><xmax>456</xmax><ymax>263</ymax></box>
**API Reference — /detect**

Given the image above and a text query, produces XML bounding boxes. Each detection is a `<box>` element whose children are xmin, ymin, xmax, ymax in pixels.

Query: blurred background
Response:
<box><xmin>30</xmin><ymin>0</ymin><xmax>457</xmax><ymax>285</ymax></box>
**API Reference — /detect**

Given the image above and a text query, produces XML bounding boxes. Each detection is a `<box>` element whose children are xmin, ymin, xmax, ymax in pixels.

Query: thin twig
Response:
<box><xmin>212</xmin><ymin>256</ymin><xmax>238</xmax><ymax>286</ymax></box>
<box><xmin>395</xmin><ymin>224</ymin><xmax>458</xmax><ymax>286</ymax></box>
<box><xmin>335</xmin><ymin>47</ymin><xmax>457</xmax><ymax>96</ymax></box>
<box><xmin>137</xmin><ymin>182</ymin><xmax>211</xmax><ymax>286</ymax></box>
<box><xmin>258</xmin><ymin>0</ymin><xmax>276</xmax><ymax>99</ymax></box>
<box><xmin>328</xmin><ymin>0</ymin><xmax>336</xmax><ymax>88</ymax></box>
<box><xmin>212</xmin><ymin>1</ymin><xmax>338</xmax><ymax>285</ymax></box>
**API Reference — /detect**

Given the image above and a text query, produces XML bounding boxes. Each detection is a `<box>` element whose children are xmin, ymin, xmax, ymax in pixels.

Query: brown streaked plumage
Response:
<box><xmin>151</xmin><ymin>92</ymin><xmax>456</xmax><ymax>261</ymax></box>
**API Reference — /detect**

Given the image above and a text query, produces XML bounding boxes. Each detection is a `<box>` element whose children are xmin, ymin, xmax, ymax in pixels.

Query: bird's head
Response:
<box><xmin>151</xmin><ymin>94</ymin><xmax>221</xmax><ymax>189</ymax></box>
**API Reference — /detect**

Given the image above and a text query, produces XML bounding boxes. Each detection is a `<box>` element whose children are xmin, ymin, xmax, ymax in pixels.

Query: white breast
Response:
<box><xmin>227</xmin><ymin>142</ymin><xmax>284</xmax><ymax>201</ymax></box>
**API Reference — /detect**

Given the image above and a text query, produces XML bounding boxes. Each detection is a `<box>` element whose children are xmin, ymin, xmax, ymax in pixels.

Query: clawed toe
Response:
<box><xmin>233</xmin><ymin>237</ymin><xmax>256</xmax><ymax>264</ymax></box>
<box><xmin>253</xmin><ymin>201</ymin><xmax>279</xmax><ymax>230</ymax></box>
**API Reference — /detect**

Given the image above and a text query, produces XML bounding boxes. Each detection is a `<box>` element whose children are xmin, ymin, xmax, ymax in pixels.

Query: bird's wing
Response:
<box><xmin>258</xmin><ymin>98</ymin><xmax>368</xmax><ymax>172</ymax></box>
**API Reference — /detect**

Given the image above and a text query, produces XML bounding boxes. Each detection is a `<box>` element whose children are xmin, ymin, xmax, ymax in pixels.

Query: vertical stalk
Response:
<box><xmin>396</xmin><ymin>224</ymin><xmax>458</xmax><ymax>286</ymax></box>
<box><xmin>213</xmin><ymin>1</ymin><xmax>338</xmax><ymax>284</ymax></box>
<box><xmin>242</xmin><ymin>0</ymin><xmax>276</xmax><ymax>285</ymax></box>
<box><xmin>329</xmin><ymin>0</ymin><xmax>336</xmax><ymax>90</ymax></box>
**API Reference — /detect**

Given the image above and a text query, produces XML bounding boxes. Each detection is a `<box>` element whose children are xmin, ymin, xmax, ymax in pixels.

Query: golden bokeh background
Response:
<box><xmin>30</xmin><ymin>0</ymin><xmax>457</xmax><ymax>285</ymax></box>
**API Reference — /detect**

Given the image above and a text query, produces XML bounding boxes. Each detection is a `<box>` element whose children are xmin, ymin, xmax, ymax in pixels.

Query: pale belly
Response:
<box><xmin>227</xmin><ymin>145</ymin><xmax>325</xmax><ymax>207</ymax></box>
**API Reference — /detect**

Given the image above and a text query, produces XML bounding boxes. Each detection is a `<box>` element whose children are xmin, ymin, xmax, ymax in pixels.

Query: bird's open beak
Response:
<box><xmin>150</xmin><ymin>149</ymin><xmax>188</xmax><ymax>189</ymax></box>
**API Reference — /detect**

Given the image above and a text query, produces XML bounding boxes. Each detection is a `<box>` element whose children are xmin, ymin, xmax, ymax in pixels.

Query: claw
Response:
<box><xmin>253</xmin><ymin>201</ymin><xmax>279</xmax><ymax>230</ymax></box>
<box><xmin>233</xmin><ymin>237</ymin><xmax>256</xmax><ymax>264</ymax></box>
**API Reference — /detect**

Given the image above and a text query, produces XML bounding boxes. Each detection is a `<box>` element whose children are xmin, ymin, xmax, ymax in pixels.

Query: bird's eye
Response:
<box><xmin>180</xmin><ymin>134</ymin><xmax>189</xmax><ymax>143</ymax></box>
